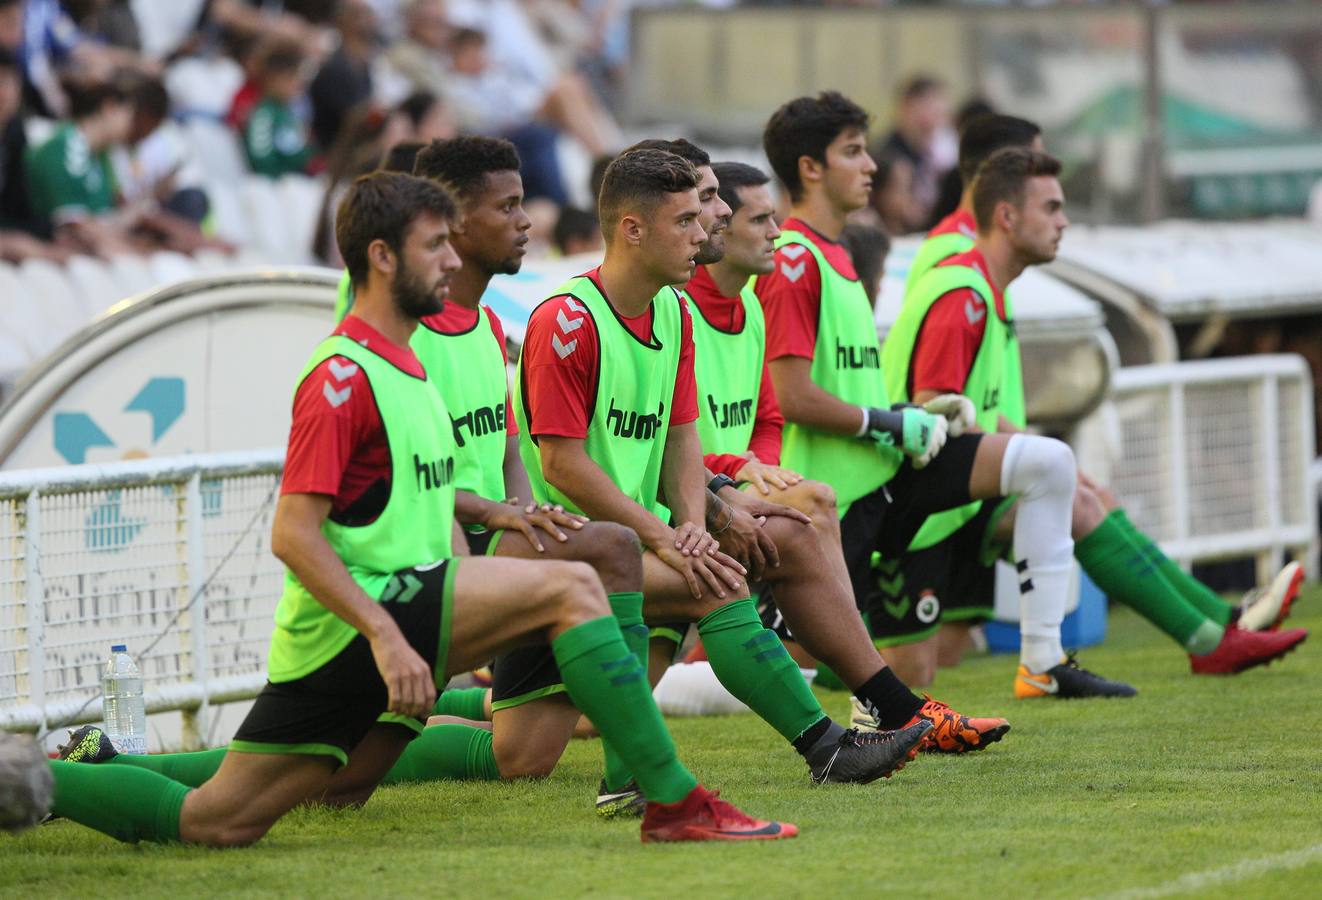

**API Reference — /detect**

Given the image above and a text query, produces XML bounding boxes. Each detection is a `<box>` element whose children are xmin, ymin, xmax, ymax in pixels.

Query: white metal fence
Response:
<box><xmin>1</xmin><ymin>356</ymin><xmax>1317</xmax><ymax>741</ymax></box>
<box><xmin>1107</xmin><ymin>354</ymin><xmax>1317</xmax><ymax>578</ymax></box>
<box><xmin>1</xmin><ymin>449</ymin><xmax>284</xmax><ymax>746</ymax></box>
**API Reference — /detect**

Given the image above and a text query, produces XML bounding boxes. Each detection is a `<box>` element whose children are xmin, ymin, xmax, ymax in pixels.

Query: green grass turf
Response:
<box><xmin>5</xmin><ymin>594</ymin><xmax>1321</xmax><ymax>899</ymax></box>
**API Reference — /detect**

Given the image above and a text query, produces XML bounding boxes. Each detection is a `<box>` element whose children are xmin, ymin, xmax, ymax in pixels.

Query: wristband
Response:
<box><xmin>855</xmin><ymin>406</ymin><xmax>870</xmax><ymax>437</ymax></box>
<box><xmin>707</xmin><ymin>473</ymin><xmax>738</xmax><ymax>494</ymax></box>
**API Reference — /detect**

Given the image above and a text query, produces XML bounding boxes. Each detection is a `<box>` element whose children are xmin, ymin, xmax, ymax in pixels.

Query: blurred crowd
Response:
<box><xmin>0</xmin><ymin>0</ymin><xmax>1064</xmax><ymax>273</ymax></box>
<box><xmin>0</xmin><ymin>0</ymin><xmax>631</xmax><ymax>267</ymax></box>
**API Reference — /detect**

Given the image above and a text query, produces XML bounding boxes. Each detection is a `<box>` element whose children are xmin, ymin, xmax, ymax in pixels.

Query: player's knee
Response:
<box><xmin>804</xmin><ymin>479</ymin><xmax>838</xmax><ymax>519</ymax></box>
<box><xmin>548</xmin><ymin>561</ymin><xmax>609</xmax><ymax>621</ymax></box>
<box><xmin>1015</xmin><ymin>435</ymin><xmax>1076</xmax><ymax>498</ymax></box>
<box><xmin>581</xmin><ymin>522</ymin><xmax>643</xmax><ymax>589</ymax></box>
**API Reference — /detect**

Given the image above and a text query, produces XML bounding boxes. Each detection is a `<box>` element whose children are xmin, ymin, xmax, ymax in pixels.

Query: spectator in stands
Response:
<box><xmin>552</xmin><ymin>205</ymin><xmax>602</xmax><ymax>257</ymax></box>
<box><xmin>243</xmin><ymin>41</ymin><xmax>314</xmax><ymax>178</ymax></box>
<box><xmin>308</xmin><ymin>0</ymin><xmax>379</xmax><ymax>151</ymax></box>
<box><xmin>928</xmin><ymin>97</ymin><xmax>995</xmax><ymax>227</ymax></box>
<box><xmin>870</xmin><ymin>75</ymin><xmax>954</xmax><ymax>235</ymax></box>
<box><xmin>24</xmin><ymin>76</ymin><xmax>139</xmax><ymax>255</ymax></box>
<box><xmin>114</xmin><ymin>76</ymin><xmax>210</xmax><ymax>223</ymax></box>
<box><xmin>385</xmin><ymin>0</ymin><xmax>452</xmax><ymax>97</ymax></box>
<box><xmin>0</xmin><ymin>45</ymin><xmax>67</xmax><ymax>261</ymax></box>
<box><xmin>393</xmin><ymin>90</ymin><xmax>455</xmax><ymax>143</ymax></box>
<box><xmin>11</xmin><ymin>0</ymin><xmax>158</xmax><ymax>117</ymax></box>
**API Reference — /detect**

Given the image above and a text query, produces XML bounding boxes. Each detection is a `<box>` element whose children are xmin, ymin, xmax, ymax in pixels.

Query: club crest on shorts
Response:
<box><xmin>916</xmin><ymin>590</ymin><xmax>940</xmax><ymax>624</ymax></box>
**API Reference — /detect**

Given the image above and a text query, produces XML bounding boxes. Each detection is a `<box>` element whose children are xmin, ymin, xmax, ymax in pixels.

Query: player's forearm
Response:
<box><xmin>541</xmin><ymin>439</ymin><xmax>669</xmax><ymax>547</ymax></box>
<box><xmin>453</xmin><ymin>490</ymin><xmax>505</xmax><ymax>528</ymax></box>
<box><xmin>272</xmin><ymin>509</ymin><xmax>397</xmax><ymax>641</ymax></box>
<box><xmin>768</xmin><ymin>357</ymin><xmax>872</xmax><ymax>436</ymax></box>
<box><xmin>660</xmin><ymin>424</ymin><xmax>708</xmax><ymax>528</ymax></box>
<box><xmin>502</xmin><ymin>433</ymin><xmax>533</xmax><ymax>503</ymax></box>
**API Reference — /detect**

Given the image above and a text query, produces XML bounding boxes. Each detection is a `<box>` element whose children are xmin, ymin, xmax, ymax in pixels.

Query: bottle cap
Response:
<box><xmin>111</xmin><ymin>644</ymin><xmax>127</xmax><ymax>652</ymax></box>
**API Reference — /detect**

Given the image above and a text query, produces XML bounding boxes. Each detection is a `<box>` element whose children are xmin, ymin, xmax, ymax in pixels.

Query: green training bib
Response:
<box><xmin>906</xmin><ymin>229</ymin><xmax>1026</xmax><ymax>428</ymax></box>
<box><xmin>515</xmin><ymin>277</ymin><xmax>680</xmax><ymax>519</ymax></box>
<box><xmin>413</xmin><ymin>306</ymin><xmax>510</xmax><ymax>510</ymax></box>
<box><xmin>686</xmin><ymin>280</ymin><xmax>765</xmax><ymax>458</ymax></box>
<box><xmin>269</xmin><ymin>335</ymin><xmax>457</xmax><ymax>681</ymax></box>
<box><xmin>774</xmin><ymin>230</ymin><xmax>898</xmax><ymax>517</ymax></box>
<box><xmin>883</xmin><ymin>262</ymin><xmax>1008</xmax><ymax>549</ymax></box>
<box><xmin>334</xmin><ymin>270</ymin><xmax>354</xmax><ymax>323</ymax></box>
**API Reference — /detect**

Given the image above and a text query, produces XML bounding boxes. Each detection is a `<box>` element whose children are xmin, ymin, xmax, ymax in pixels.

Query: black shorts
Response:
<box><xmin>490</xmin><ymin>643</ymin><xmax>565</xmax><ymax>712</ymax></box>
<box><xmin>464</xmin><ymin>529</ymin><xmax>504</xmax><ymax>556</ymax></box>
<box><xmin>869</xmin><ymin>499</ymin><xmax>1007</xmax><ymax>645</ymax></box>
<box><xmin>839</xmin><ymin>433</ymin><xmax>984</xmax><ymax>636</ymax></box>
<box><xmin>230</xmin><ymin>560</ymin><xmax>456</xmax><ymax>767</ymax></box>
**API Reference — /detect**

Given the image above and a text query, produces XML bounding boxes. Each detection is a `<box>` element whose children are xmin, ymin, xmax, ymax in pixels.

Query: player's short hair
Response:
<box><xmin>712</xmin><ymin>162</ymin><xmax>769</xmax><ymax>215</ymax></box>
<box><xmin>589</xmin><ymin>153</ymin><xmax>613</xmax><ymax>204</ymax></box>
<box><xmin>413</xmin><ymin>135</ymin><xmax>521</xmax><ymax>200</ymax></box>
<box><xmin>597</xmin><ymin>148</ymin><xmax>700</xmax><ymax>242</ymax></box>
<box><xmin>336</xmin><ymin>171</ymin><xmax>458</xmax><ymax>287</ymax></box>
<box><xmin>763</xmin><ymin>91</ymin><xmax>870</xmax><ymax>203</ymax></box>
<box><xmin>379</xmin><ymin>140</ymin><xmax>426</xmax><ymax>173</ymax></box>
<box><xmin>840</xmin><ymin>223</ymin><xmax>891</xmax><ymax>307</ymax></box>
<box><xmin>624</xmin><ymin>138</ymin><xmax>710</xmax><ymax>170</ymax></box>
<box><xmin>958</xmin><ymin>114</ymin><xmax>1042</xmax><ymax>185</ymax></box>
<box><xmin>971</xmin><ymin>148</ymin><xmax>1062</xmax><ymax>232</ymax></box>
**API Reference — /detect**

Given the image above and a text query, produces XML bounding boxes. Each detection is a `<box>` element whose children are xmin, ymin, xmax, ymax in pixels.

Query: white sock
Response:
<box><xmin>1000</xmin><ymin>434</ymin><xmax>1075</xmax><ymax>673</ymax></box>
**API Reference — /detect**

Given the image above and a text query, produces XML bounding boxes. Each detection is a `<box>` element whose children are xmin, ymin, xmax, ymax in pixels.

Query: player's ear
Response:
<box><xmin>798</xmin><ymin>154</ymin><xmax>824</xmax><ymax>188</ymax></box>
<box><xmin>367</xmin><ymin>238</ymin><xmax>397</xmax><ymax>277</ymax></box>
<box><xmin>619</xmin><ymin>213</ymin><xmax>644</xmax><ymax>248</ymax></box>
<box><xmin>994</xmin><ymin>199</ymin><xmax>1016</xmax><ymax>234</ymax></box>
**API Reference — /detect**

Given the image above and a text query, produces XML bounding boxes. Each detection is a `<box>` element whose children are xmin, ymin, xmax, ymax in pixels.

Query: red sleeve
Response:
<box><xmin>704</xmin><ymin>452</ymin><xmax>747</xmax><ymax>480</ymax></box>
<box><xmin>519</xmin><ymin>295</ymin><xmax>599</xmax><ymax>439</ymax></box>
<box><xmin>755</xmin><ymin>245</ymin><xmax>822</xmax><ymax>361</ymax></box>
<box><xmin>747</xmin><ymin>362</ymin><xmax>784</xmax><ymax>466</ymax></box>
<box><xmin>281</xmin><ymin>355</ymin><xmax>381</xmax><ymax>496</ymax></box>
<box><xmin>670</xmin><ymin>296</ymin><xmax>698</xmax><ymax>425</ymax></box>
<box><xmin>910</xmin><ymin>288</ymin><xmax>986</xmax><ymax>398</ymax></box>
<box><xmin>484</xmin><ymin>307</ymin><xmax>519</xmax><ymax>436</ymax></box>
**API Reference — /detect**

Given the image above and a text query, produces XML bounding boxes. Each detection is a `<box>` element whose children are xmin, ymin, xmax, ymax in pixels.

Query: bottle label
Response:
<box><xmin>110</xmin><ymin>733</ymin><xmax>147</xmax><ymax>755</ymax></box>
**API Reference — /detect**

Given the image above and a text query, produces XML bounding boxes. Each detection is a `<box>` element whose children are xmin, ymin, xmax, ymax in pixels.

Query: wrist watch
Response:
<box><xmin>707</xmin><ymin>473</ymin><xmax>738</xmax><ymax>494</ymax></box>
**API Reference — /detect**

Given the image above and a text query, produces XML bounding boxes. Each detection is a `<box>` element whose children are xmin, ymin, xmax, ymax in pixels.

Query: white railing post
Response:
<box><xmin>23</xmin><ymin>489</ymin><xmax>46</xmax><ymax>733</ymax></box>
<box><xmin>1168</xmin><ymin>380</ymin><xmax>1190</xmax><ymax>568</ymax></box>
<box><xmin>183</xmin><ymin>472</ymin><xmax>208</xmax><ymax>750</ymax></box>
<box><xmin>1259</xmin><ymin>375</ymin><xmax>1283</xmax><ymax>584</ymax></box>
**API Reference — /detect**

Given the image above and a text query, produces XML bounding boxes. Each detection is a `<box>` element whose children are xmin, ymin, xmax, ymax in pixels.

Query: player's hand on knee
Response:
<box><xmin>691</xmin><ymin>552</ymin><xmax>747</xmax><ymax>600</ymax></box>
<box><xmin>922</xmin><ymin>393</ymin><xmax>976</xmax><ymax>437</ymax></box>
<box><xmin>716</xmin><ymin>505</ymin><xmax>773</xmax><ymax>581</ymax></box>
<box><xmin>370</xmin><ymin>631</ymin><xmax>436</xmax><ymax>718</ymax></box>
<box><xmin>724</xmin><ymin>489</ymin><xmax>812</xmax><ymax>527</ymax></box>
<box><xmin>734</xmin><ymin>459</ymin><xmax>802</xmax><ymax>495</ymax></box>
<box><xmin>673</xmin><ymin>521</ymin><xmax>718</xmax><ymax>557</ymax></box>
<box><xmin>903</xmin><ymin>408</ymin><xmax>947</xmax><ymax>468</ymax></box>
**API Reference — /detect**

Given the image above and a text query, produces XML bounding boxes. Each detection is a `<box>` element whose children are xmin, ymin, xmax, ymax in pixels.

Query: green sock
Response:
<box><xmin>697</xmin><ymin>598</ymin><xmax>825</xmax><ymax>743</ymax></box>
<box><xmin>432</xmin><ymin>686</ymin><xmax>489</xmax><ymax>721</ymax></box>
<box><xmin>108</xmin><ymin>747</ymin><xmax>227</xmax><ymax>787</ymax></box>
<box><xmin>552</xmin><ymin>616</ymin><xmax>697</xmax><ymax>805</ymax></box>
<box><xmin>50</xmin><ymin>759</ymin><xmax>188</xmax><ymax>843</ymax></box>
<box><xmin>1076</xmin><ymin>510</ymin><xmax>1224</xmax><ymax>653</ymax></box>
<box><xmin>381</xmin><ymin>724</ymin><xmax>499</xmax><ymax>784</ymax></box>
<box><xmin>1114</xmin><ymin>508</ymin><xmax>1233</xmax><ymax>626</ymax></box>
<box><xmin>601</xmin><ymin>591</ymin><xmax>646</xmax><ymax>792</ymax></box>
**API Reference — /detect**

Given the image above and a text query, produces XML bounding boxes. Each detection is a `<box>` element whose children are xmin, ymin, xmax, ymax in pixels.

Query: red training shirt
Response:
<box><xmin>754</xmin><ymin>217</ymin><xmax>861</xmax><ymax>363</ymax></box>
<box><xmin>281</xmin><ymin>315</ymin><xmax>426</xmax><ymax>524</ymax></box>
<box><xmin>928</xmin><ymin>207</ymin><xmax>977</xmax><ymax>242</ymax></box>
<box><xmin>684</xmin><ymin>265</ymin><xmax>785</xmax><ymax>477</ymax></box>
<box><xmin>908</xmin><ymin>246</ymin><xmax>1008</xmax><ymax>398</ymax></box>
<box><xmin>520</xmin><ymin>268</ymin><xmax>698</xmax><ymax>440</ymax></box>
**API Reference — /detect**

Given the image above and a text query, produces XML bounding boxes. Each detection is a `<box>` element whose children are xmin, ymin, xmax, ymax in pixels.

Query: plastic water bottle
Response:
<box><xmin>101</xmin><ymin>645</ymin><xmax>147</xmax><ymax>754</ymax></box>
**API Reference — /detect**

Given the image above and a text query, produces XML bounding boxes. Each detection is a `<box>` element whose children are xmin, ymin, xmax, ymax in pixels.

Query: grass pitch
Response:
<box><xmin>4</xmin><ymin>594</ymin><xmax>1321</xmax><ymax>899</ymax></box>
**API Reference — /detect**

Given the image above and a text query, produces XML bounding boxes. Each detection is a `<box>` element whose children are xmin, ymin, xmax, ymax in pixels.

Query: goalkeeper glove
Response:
<box><xmin>922</xmin><ymin>393</ymin><xmax>976</xmax><ymax>437</ymax></box>
<box><xmin>859</xmin><ymin>406</ymin><xmax>947</xmax><ymax>468</ymax></box>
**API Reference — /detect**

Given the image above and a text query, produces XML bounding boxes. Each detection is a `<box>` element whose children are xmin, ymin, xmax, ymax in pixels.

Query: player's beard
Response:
<box><xmin>693</xmin><ymin>232</ymin><xmax>726</xmax><ymax>266</ymax></box>
<box><xmin>392</xmin><ymin>263</ymin><xmax>445</xmax><ymax>319</ymax></box>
